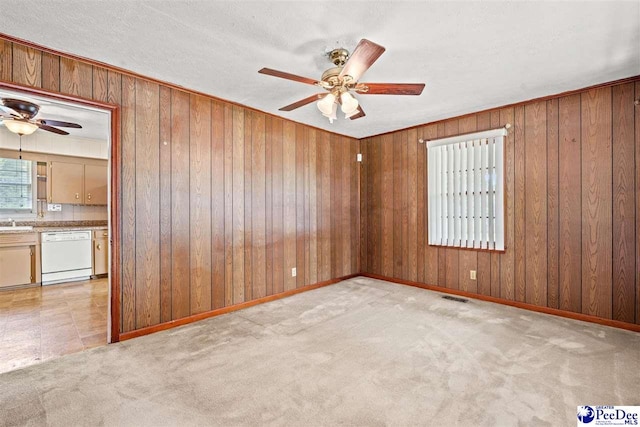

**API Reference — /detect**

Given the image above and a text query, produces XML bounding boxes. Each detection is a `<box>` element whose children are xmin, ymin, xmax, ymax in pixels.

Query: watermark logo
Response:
<box><xmin>577</xmin><ymin>406</ymin><xmax>595</xmax><ymax>424</ymax></box>
<box><xmin>577</xmin><ymin>406</ymin><xmax>640</xmax><ymax>426</ymax></box>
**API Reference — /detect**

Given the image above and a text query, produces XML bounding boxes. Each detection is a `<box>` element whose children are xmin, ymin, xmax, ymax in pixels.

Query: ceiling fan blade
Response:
<box><xmin>356</xmin><ymin>83</ymin><xmax>425</xmax><ymax>95</ymax></box>
<box><xmin>0</xmin><ymin>105</ymin><xmax>22</xmax><ymax>119</ymax></box>
<box><xmin>37</xmin><ymin>123</ymin><xmax>69</xmax><ymax>135</ymax></box>
<box><xmin>339</xmin><ymin>39</ymin><xmax>385</xmax><ymax>82</ymax></box>
<box><xmin>259</xmin><ymin>68</ymin><xmax>320</xmax><ymax>86</ymax></box>
<box><xmin>279</xmin><ymin>93</ymin><xmax>326</xmax><ymax>111</ymax></box>
<box><xmin>349</xmin><ymin>105</ymin><xmax>366</xmax><ymax>120</ymax></box>
<box><xmin>38</xmin><ymin>119</ymin><xmax>82</xmax><ymax>128</ymax></box>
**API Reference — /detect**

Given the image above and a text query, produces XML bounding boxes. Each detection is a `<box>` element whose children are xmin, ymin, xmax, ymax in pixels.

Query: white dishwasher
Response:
<box><xmin>41</xmin><ymin>230</ymin><xmax>93</xmax><ymax>285</ymax></box>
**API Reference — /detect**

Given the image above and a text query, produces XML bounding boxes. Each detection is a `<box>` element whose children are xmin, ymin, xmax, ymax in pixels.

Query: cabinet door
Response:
<box><xmin>93</xmin><ymin>238</ymin><xmax>108</xmax><ymax>276</ymax></box>
<box><xmin>0</xmin><ymin>246</ymin><xmax>33</xmax><ymax>288</ymax></box>
<box><xmin>85</xmin><ymin>164</ymin><xmax>108</xmax><ymax>205</ymax></box>
<box><xmin>50</xmin><ymin>161</ymin><xmax>84</xmax><ymax>204</ymax></box>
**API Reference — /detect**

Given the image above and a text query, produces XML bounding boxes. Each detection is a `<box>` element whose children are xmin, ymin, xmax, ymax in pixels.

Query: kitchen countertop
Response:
<box><xmin>0</xmin><ymin>221</ymin><xmax>108</xmax><ymax>234</ymax></box>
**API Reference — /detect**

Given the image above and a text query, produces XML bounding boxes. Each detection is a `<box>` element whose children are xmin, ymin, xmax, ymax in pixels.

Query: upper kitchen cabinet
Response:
<box><xmin>84</xmin><ymin>164</ymin><xmax>107</xmax><ymax>205</ymax></box>
<box><xmin>49</xmin><ymin>160</ymin><xmax>108</xmax><ymax>205</ymax></box>
<box><xmin>49</xmin><ymin>161</ymin><xmax>84</xmax><ymax>204</ymax></box>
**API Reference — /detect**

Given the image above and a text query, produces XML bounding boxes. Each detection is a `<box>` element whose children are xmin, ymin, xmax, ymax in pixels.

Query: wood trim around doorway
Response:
<box><xmin>0</xmin><ymin>80</ymin><xmax>122</xmax><ymax>342</ymax></box>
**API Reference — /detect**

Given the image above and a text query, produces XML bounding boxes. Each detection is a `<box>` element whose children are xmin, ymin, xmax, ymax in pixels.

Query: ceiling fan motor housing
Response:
<box><xmin>2</xmin><ymin>98</ymin><xmax>40</xmax><ymax>119</ymax></box>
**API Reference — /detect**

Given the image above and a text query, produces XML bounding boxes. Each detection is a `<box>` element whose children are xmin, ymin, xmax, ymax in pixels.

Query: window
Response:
<box><xmin>0</xmin><ymin>157</ymin><xmax>34</xmax><ymax>211</ymax></box>
<box><xmin>427</xmin><ymin>128</ymin><xmax>506</xmax><ymax>251</ymax></box>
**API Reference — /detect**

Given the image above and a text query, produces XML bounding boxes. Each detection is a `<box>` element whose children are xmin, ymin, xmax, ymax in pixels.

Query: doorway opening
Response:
<box><xmin>0</xmin><ymin>82</ymin><xmax>119</xmax><ymax>373</ymax></box>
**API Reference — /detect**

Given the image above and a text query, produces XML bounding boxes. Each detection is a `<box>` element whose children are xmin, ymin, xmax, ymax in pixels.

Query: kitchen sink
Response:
<box><xmin>0</xmin><ymin>226</ymin><xmax>34</xmax><ymax>231</ymax></box>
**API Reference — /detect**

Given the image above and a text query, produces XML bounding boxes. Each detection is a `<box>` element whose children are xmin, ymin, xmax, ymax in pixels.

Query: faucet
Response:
<box><xmin>6</xmin><ymin>218</ymin><xmax>16</xmax><ymax>227</ymax></box>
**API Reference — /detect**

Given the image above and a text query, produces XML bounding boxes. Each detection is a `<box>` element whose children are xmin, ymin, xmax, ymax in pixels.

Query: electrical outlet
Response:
<box><xmin>470</xmin><ymin>270</ymin><xmax>477</xmax><ymax>280</ymax></box>
<box><xmin>47</xmin><ymin>204</ymin><xmax>62</xmax><ymax>212</ymax></box>
<box><xmin>291</xmin><ymin>267</ymin><xmax>297</xmax><ymax>277</ymax></box>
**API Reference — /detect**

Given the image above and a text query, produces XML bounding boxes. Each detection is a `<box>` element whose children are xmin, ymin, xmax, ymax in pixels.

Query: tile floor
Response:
<box><xmin>0</xmin><ymin>278</ymin><xmax>108</xmax><ymax>374</ymax></box>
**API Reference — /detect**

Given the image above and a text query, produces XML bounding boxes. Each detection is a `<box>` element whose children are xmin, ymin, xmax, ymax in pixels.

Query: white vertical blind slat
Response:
<box><xmin>488</xmin><ymin>138</ymin><xmax>495</xmax><ymax>249</ymax></box>
<box><xmin>494</xmin><ymin>137</ymin><xmax>505</xmax><ymax>250</ymax></box>
<box><xmin>474</xmin><ymin>139</ymin><xmax>482</xmax><ymax>248</ymax></box>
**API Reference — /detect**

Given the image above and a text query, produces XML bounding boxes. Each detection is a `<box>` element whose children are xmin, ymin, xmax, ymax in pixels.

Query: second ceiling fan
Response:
<box><xmin>259</xmin><ymin>39</ymin><xmax>425</xmax><ymax>123</ymax></box>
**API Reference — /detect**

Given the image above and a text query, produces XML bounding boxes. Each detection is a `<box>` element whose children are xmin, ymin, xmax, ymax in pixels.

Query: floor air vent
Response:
<box><xmin>442</xmin><ymin>295</ymin><xmax>468</xmax><ymax>303</ymax></box>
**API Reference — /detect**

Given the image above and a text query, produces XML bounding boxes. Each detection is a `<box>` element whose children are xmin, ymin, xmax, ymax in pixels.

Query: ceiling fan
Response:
<box><xmin>259</xmin><ymin>39</ymin><xmax>425</xmax><ymax>123</ymax></box>
<box><xmin>0</xmin><ymin>98</ymin><xmax>82</xmax><ymax>136</ymax></box>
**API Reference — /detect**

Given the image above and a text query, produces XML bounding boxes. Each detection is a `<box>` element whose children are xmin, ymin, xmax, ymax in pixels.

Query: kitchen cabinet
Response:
<box><xmin>49</xmin><ymin>161</ymin><xmax>84</xmax><ymax>204</ymax></box>
<box><xmin>85</xmin><ymin>165</ymin><xmax>108</xmax><ymax>205</ymax></box>
<box><xmin>93</xmin><ymin>229</ymin><xmax>108</xmax><ymax>276</ymax></box>
<box><xmin>49</xmin><ymin>161</ymin><xmax>108</xmax><ymax>205</ymax></box>
<box><xmin>0</xmin><ymin>233</ymin><xmax>38</xmax><ymax>288</ymax></box>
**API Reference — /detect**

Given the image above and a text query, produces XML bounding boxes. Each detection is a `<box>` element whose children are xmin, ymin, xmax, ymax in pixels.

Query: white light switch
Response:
<box><xmin>356</xmin><ymin>153</ymin><xmax>363</xmax><ymax>162</ymax></box>
<box><xmin>470</xmin><ymin>270</ymin><xmax>477</xmax><ymax>280</ymax></box>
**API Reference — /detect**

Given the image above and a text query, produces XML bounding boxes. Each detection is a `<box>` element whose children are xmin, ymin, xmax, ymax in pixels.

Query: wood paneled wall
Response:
<box><xmin>361</xmin><ymin>79</ymin><xmax>640</xmax><ymax>326</ymax></box>
<box><xmin>0</xmin><ymin>39</ymin><xmax>360</xmax><ymax>334</ymax></box>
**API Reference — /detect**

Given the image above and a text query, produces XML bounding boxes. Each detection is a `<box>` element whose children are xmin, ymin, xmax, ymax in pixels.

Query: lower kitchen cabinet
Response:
<box><xmin>93</xmin><ymin>229</ymin><xmax>108</xmax><ymax>276</ymax></box>
<box><xmin>0</xmin><ymin>233</ymin><xmax>37</xmax><ymax>288</ymax></box>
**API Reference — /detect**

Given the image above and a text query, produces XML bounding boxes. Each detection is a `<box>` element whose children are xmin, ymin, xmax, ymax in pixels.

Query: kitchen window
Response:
<box><xmin>0</xmin><ymin>157</ymin><xmax>35</xmax><ymax>212</ymax></box>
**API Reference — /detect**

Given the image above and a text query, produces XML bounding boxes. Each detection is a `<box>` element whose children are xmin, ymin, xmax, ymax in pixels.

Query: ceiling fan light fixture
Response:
<box><xmin>3</xmin><ymin>120</ymin><xmax>38</xmax><ymax>136</ymax></box>
<box><xmin>340</xmin><ymin>92</ymin><xmax>359</xmax><ymax>115</ymax></box>
<box><xmin>317</xmin><ymin>93</ymin><xmax>336</xmax><ymax>115</ymax></box>
<box><xmin>322</xmin><ymin>102</ymin><xmax>338</xmax><ymax>123</ymax></box>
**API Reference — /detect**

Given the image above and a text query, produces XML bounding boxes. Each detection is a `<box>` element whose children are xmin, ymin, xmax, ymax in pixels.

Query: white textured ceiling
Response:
<box><xmin>0</xmin><ymin>1</ymin><xmax>638</xmax><ymax>139</ymax></box>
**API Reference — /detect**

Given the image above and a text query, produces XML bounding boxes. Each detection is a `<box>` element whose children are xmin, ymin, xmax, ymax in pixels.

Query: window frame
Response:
<box><xmin>0</xmin><ymin>156</ymin><xmax>38</xmax><ymax>217</ymax></box>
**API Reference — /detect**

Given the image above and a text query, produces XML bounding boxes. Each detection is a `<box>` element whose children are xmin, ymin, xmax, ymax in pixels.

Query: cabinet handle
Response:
<box><xmin>103</xmin><ymin>232</ymin><xmax>108</xmax><ymax>237</ymax></box>
<box><xmin>75</xmin><ymin>193</ymin><xmax>79</xmax><ymax>199</ymax></box>
<box><xmin>97</xmin><ymin>243</ymin><xmax>102</xmax><ymax>250</ymax></box>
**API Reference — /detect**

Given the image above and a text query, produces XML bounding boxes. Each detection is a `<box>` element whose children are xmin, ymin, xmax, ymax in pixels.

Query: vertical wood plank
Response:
<box><xmin>318</xmin><ymin>131</ymin><xmax>332</xmax><ymax>281</ymax></box>
<box><xmin>0</xmin><ymin>40</ymin><xmax>12</xmax><ymax>81</ymax></box>
<box><xmin>92</xmin><ymin>66</ymin><xmax>108</xmax><ymax>102</ymax></box>
<box><xmin>400</xmin><ymin>131</ymin><xmax>409</xmax><ymax>280</ymax></box>
<box><xmin>524</xmin><ymin>101</ymin><xmax>548</xmax><ymax>307</ymax></box>
<box><xmin>489</xmin><ymin>111</ymin><xmax>502</xmax><ymax>297</ymax></box>
<box><xmin>120</xmin><ymin>75</ymin><xmax>136</xmax><ymax>332</ymax></box>
<box><xmin>252</xmin><ymin>112</ymin><xmax>267</xmax><ymax>298</ymax></box>
<box><xmin>304</xmin><ymin>130</ymin><xmax>311</xmax><ymax>284</ymax></box>
<box><xmin>407</xmin><ymin>130</ymin><xmax>418</xmax><ymax>282</ymax></box>
<box><xmin>223</xmin><ymin>104</ymin><xmax>234</xmax><ymax>306</ymax></box>
<box><xmin>309</xmin><ymin>130</ymin><xmax>318</xmax><ymax>283</ymax></box>
<box><xmin>368</xmin><ymin>137</ymin><xmax>382</xmax><ymax>275</ymax></box>
<box><xmin>351</xmin><ymin>138</ymin><xmax>360</xmax><ymax>274</ymax></box>
<box><xmin>244</xmin><ymin>111</ymin><xmax>253</xmax><ymax>300</ymax></box>
<box><xmin>282</xmin><ymin>121</ymin><xmax>297</xmax><ymax>291</ymax></box>
<box><xmin>514</xmin><ymin>105</ymin><xmax>526</xmax><ymax>302</ymax></box>
<box><xmin>611</xmin><ymin>83</ymin><xmax>635</xmax><ymax>323</ymax></box>
<box><xmin>393</xmin><ymin>132</ymin><xmax>403</xmax><ymax>278</ymax></box>
<box><xmin>546</xmin><ymin>99</ymin><xmax>560</xmax><ymax>309</ymax></box>
<box><xmin>558</xmin><ymin>94</ymin><xmax>582</xmax><ymax>313</ymax></box>
<box><xmin>189</xmin><ymin>95</ymin><xmax>212</xmax><ymax>314</ymax></box>
<box><xmin>159</xmin><ymin>86</ymin><xmax>172</xmax><ymax>322</ymax></box>
<box><xmin>271</xmin><ymin>118</ymin><xmax>284</xmax><ymax>293</ymax></box>
<box><xmin>381</xmin><ymin>134</ymin><xmax>394</xmax><ymax>277</ymax></box>
<box><xmin>41</xmin><ymin>52</ymin><xmax>60</xmax><ymax>92</ymax></box>
<box><xmin>212</xmin><ymin>101</ymin><xmax>226</xmax><ymax>309</ymax></box>
<box><xmin>134</xmin><ymin>79</ymin><xmax>160</xmax><ymax>328</ymax></box>
<box><xmin>60</xmin><ymin>57</ymin><xmax>92</xmax><ymax>98</ymax></box>
<box><xmin>636</xmin><ymin>82</ymin><xmax>640</xmax><ymax>325</ymax></box>
<box><xmin>232</xmin><ymin>106</ymin><xmax>245</xmax><ymax>303</ymax></box>
<box><xmin>296</xmin><ymin>124</ymin><xmax>306</xmax><ymax>287</ymax></box>
<box><xmin>330</xmin><ymin>135</ymin><xmax>343</xmax><ymax>278</ymax></box>
<box><xmin>265</xmin><ymin>116</ymin><xmax>274</xmax><ymax>296</ymax></box>
<box><xmin>416</xmin><ymin>131</ymin><xmax>425</xmax><ymax>284</ymax></box>
<box><xmin>12</xmin><ymin>44</ymin><xmax>41</xmax><ymax>87</ymax></box>
<box><xmin>581</xmin><ymin>87</ymin><xmax>612</xmax><ymax>318</ymax></box>
<box><xmin>499</xmin><ymin>108</ymin><xmax>516</xmax><ymax>301</ymax></box>
<box><xmin>342</xmin><ymin>136</ymin><xmax>352</xmax><ymax>275</ymax></box>
<box><xmin>423</xmin><ymin>125</ymin><xmax>439</xmax><ymax>285</ymax></box>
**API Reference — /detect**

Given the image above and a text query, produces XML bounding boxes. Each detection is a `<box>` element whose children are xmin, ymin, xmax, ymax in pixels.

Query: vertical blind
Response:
<box><xmin>427</xmin><ymin>128</ymin><xmax>506</xmax><ymax>250</ymax></box>
<box><xmin>0</xmin><ymin>157</ymin><xmax>33</xmax><ymax>210</ymax></box>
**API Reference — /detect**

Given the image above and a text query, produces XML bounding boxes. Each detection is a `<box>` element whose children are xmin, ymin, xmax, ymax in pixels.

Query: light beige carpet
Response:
<box><xmin>1</xmin><ymin>277</ymin><xmax>638</xmax><ymax>426</ymax></box>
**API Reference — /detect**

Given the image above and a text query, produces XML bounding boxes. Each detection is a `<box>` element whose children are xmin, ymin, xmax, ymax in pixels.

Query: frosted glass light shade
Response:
<box><xmin>340</xmin><ymin>92</ymin><xmax>358</xmax><ymax>114</ymax></box>
<box><xmin>4</xmin><ymin>120</ymin><xmax>38</xmax><ymax>136</ymax></box>
<box><xmin>317</xmin><ymin>93</ymin><xmax>336</xmax><ymax>115</ymax></box>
